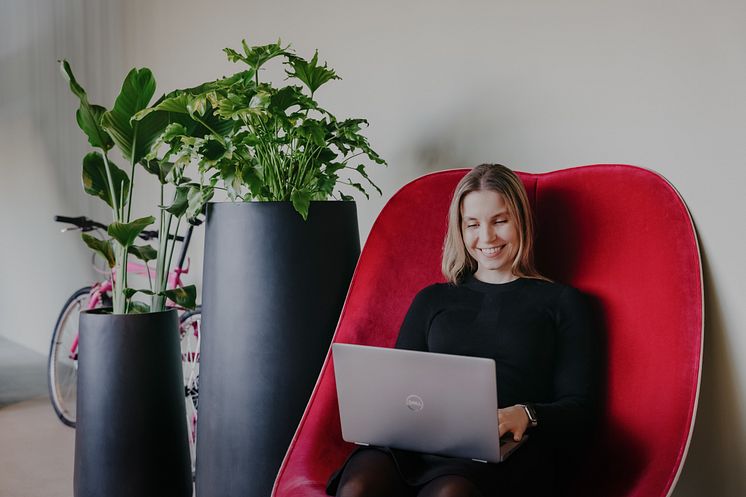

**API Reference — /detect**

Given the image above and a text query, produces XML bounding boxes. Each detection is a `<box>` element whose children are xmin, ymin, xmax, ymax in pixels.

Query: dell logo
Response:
<box><xmin>406</xmin><ymin>394</ymin><xmax>424</xmax><ymax>411</ymax></box>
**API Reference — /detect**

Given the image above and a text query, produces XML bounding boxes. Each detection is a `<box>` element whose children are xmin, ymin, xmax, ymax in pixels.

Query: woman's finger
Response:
<box><xmin>512</xmin><ymin>426</ymin><xmax>525</xmax><ymax>442</ymax></box>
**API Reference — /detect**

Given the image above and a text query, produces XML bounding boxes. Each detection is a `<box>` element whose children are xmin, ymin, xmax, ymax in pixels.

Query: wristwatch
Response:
<box><xmin>518</xmin><ymin>404</ymin><xmax>538</xmax><ymax>428</ymax></box>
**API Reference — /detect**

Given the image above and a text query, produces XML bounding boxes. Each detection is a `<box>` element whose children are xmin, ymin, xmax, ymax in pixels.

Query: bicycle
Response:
<box><xmin>48</xmin><ymin>215</ymin><xmax>201</xmax><ymax>471</ymax></box>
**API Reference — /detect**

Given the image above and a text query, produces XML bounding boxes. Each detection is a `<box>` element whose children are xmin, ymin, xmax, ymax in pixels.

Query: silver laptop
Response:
<box><xmin>332</xmin><ymin>343</ymin><xmax>526</xmax><ymax>463</ymax></box>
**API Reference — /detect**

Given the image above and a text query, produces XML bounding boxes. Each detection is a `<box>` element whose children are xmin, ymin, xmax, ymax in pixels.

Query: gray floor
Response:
<box><xmin>0</xmin><ymin>336</ymin><xmax>74</xmax><ymax>497</ymax></box>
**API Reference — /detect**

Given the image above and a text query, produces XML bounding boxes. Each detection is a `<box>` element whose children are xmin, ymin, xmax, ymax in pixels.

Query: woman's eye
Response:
<box><xmin>494</xmin><ymin>220</ymin><xmax>506</xmax><ymax>224</ymax></box>
<box><xmin>467</xmin><ymin>224</ymin><xmax>478</xmax><ymax>228</ymax></box>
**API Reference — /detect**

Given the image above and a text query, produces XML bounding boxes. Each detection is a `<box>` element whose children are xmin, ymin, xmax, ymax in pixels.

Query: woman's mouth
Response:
<box><xmin>480</xmin><ymin>245</ymin><xmax>505</xmax><ymax>256</ymax></box>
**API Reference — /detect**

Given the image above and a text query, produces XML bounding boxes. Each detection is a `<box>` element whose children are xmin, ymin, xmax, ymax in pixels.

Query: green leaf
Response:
<box><xmin>81</xmin><ymin>233</ymin><xmax>115</xmax><ymax>268</ymax></box>
<box><xmin>298</xmin><ymin>120</ymin><xmax>327</xmax><ymax>147</ymax></box>
<box><xmin>290</xmin><ymin>189</ymin><xmax>312</xmax><ymax>220</ymax></box>
<box><xmin>100</xmin><ymin>68</ymin><xmax>169</xmax><ymax>163</ymax></box>
<box><xmin>315</xmin><ymin>173</ymin><xmax>336</xmax><ymax>198</ymax></box>
<box><xmin>286</xmin><ymin>50</ymin><xmax>340</xmax><ymax>95</ymax></box>
<box><xmin>135</xmin><ymin>93</ymin><xmax>191</xmax><ymax>118</ymax></box>
<box><xmin>59</xmin><ymin>60</ymin><xmax>114</xmax><ymax>151</ymax></box>
<box><xmin>164</xmin><ymin>186</ymin><xmax>189</xmax><ymax>217</ymax></box>
<box><xmin>224</xmin><ymin>39</ymin><xmax>287</xmax><ymax>72</ymax></box>
<box><xmin>187</xmin><ymin>94</ymin><xmax>208</xmax><ymax>117</ymax></box>
<box><xmin>268</xmin><ymin>86</ymin><xmax>305</xmax><ymax>113</ymax></box>
<box><xmin>128</xmin><ymin>244</ymin><xmax>157</xmax><ymax>262</ymax></box>
<box><xmin>162</xmin><ymin>122</ymin><xmax>188</xmax><ymax>142</ymax></box>
<box><xmin>355</xmin><ymin>164</ymin><xmax>382</xmax><ymax>196</ymax></box>
<box><xmin>339</xmin><ymin>192</ymin><xmax>354</xmax><ymax>201</ymax></box>
<box><xmin>136</xmin><ymin>92</ymin><xmax>236</xmax><ymax>142</ymax></box>
<box><xmin>82</xmin><ymin>152</ymin><xmax>130</xmax><ymax>209</ymax></box>
<box><xmin>241</xmin><ymin>163</ymin><xmax>264</xmax><ymax>197</ymax></box>
<box><xmin>108</xmin><ymin>216</ymin><xmax>156</xmax><ymax>247</ymax></box>
<box><xmin>141</xmin><ymin>159</ymin><xmax>174</xmax><ymax>184</ymax></box>
<box><xmin>187</xmin><ymin>186</ymin><xmax>213</xmax><ymax>220</ymax></box>
<box><xmin>201</xmin><ymin>137</ymin><xmax>228</xmax><ymax>162</ymax></box>
<box><xmin>344</xmin><ymin>180</ymin><xmax>370</xmax><ymax>200</ymax></box>
<box><xmin>128</xmin><ymin>301</ymin><xmax>151</xmax><ymax>314</ymax></box>
<box><xmin>124</xmin><ymin>288</ymin><xmax>156</xmax><ymax>298</ymax></box>
<box><xmin>164</xmin><ymin>285</ymin><xmax>197</xmax><ymax>309</ymax></box>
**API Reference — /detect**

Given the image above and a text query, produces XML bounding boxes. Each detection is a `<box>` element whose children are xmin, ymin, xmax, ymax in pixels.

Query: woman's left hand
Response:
<box><xmin>498</xmin><ymin>405</ymin><xmax>530</xmax><ymax>442</ymax></box>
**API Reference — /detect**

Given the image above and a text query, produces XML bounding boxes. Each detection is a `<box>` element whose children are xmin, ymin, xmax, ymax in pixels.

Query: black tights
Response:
<box><xmin>336</xmin><ymin>450</ymin><xmax>484</xmax><ymax>497</ymax></box>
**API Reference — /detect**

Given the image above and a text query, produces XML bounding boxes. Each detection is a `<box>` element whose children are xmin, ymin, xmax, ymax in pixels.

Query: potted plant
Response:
<box><xmin>134</xmin><ymin>40</ymin><xmax>386</xmax><ymax>497</ymax></box>
<box><xmin>60</xmin><ymin>61</ymin><xmax>206</xmax><ymax>497</ymax></box>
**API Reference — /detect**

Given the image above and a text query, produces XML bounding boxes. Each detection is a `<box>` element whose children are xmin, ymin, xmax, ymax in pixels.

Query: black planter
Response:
<box><xmin>74</xmin><ymin>308</ymin><xmax>192</xmax><ymax>497</ymax></box>
<box><xmin>196</xmin><ymin>201</ymin><xmax>360</xmax><ymax>497</ymax></box>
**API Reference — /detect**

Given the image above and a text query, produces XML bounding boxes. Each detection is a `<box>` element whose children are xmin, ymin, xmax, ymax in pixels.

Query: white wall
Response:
<box><xmin>1</xmin><ymin>0</ymin><xmax>744</xmax><ymax>494</ymax></box>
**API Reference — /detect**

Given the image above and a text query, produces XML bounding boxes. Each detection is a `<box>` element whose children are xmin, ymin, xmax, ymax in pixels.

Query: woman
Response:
<box><xmin>327</xmin><ymin>164</ymin><xmax>597</xmax><ymax>497</ymax></box>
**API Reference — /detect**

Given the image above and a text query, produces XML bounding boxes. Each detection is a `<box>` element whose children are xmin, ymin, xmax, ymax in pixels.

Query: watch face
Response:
<box><xmin>524</xmin><ymin>405</ymin><xmax>537</xmax><ymax>425</ymax></box>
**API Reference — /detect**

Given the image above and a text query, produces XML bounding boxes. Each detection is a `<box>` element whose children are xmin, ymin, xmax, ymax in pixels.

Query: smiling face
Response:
<box><xmin>460</xmin><ymin>189</ymin><xmax>519</xmax><ymax>284</ymax></box>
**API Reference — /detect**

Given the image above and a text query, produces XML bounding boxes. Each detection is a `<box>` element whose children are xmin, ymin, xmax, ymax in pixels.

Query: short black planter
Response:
<box><xmin>74</xmin><ymin>308</ymin><xmax>192</xmax><ymax>497</ymax></box>
<box><xmin>196</xmin><ymin>201</ymin><xmax>360</xmax><ymax>497</ymax></box>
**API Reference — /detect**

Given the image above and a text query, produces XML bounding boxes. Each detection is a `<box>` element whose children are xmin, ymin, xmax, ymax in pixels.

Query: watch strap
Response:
<box><xmin>519</xmin><ymin>403</ymin><xmax>538</xmax><ymax>428</ymax></box>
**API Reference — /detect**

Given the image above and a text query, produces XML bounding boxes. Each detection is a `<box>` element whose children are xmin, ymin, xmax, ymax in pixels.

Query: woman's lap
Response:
<box><xmin>329</xmin><ymin>439</ymin><xmax>557</xmax><ymax>497</ymax></box>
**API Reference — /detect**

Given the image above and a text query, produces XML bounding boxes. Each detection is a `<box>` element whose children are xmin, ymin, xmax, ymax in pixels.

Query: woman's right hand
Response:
<box><xmin>497</xmin><ymin>405</ymin><xmax>530</xmax><ymax>442</ymax></box>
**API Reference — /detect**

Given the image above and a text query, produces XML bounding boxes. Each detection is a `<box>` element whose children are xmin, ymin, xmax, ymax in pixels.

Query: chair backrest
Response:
<box><xmin>273</xmin><ymin>164</ymin><xmax>703</xmax><ymax>497</ymax></box>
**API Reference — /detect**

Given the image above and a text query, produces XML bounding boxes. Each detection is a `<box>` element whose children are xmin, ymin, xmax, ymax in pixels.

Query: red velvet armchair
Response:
<box><xmin>272</xmin><ymin>164</ymin><xmax>703</xmax><ymax>497</ymax></box>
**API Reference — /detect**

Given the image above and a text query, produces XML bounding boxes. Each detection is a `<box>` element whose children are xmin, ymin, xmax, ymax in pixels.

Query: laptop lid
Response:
<box><xmin>332</xmin><ymin>343</ymin><xmax>523</xmax><ymax>463</ymax></box>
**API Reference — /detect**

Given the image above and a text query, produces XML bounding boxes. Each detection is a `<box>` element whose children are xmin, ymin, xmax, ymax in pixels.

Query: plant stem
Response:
<box><xmin>126</xmin><ymin>130</ymin><xmax>138</xmax><ymax>222</ymax></box>
<box><xmin>193</xmin><ymin>116</ymin><xmax>226</xmax><ymax>146</ymax></box>
<box><xmin>100</xmin><ymin>152</ymin><xmax>120</xmax><ymax>221</ymax></box>
<box><xmin>102</xmin><ymin>151</ymin><xmax>126</xmax><ymax>313</ymax></box>
<box><xmin>165</xmin><ymin>216</ymin><xmax>182</xmax><ymax>297</ymax></box>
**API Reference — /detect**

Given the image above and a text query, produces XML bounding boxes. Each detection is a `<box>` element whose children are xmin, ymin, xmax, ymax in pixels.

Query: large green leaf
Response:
<box><xmin>285</xmin><ymin>51</ymin><xmax>340</xmax><ymax>95</ymax></box>
<box><xmin>100</xmin><ymin>68</ymin><xmax>168</xmax><ymax>164</ymax></box>
<box><xmin>136</xmin><ymin>93</ymin><xmax>235</xmax><ymax>141</ymax></box>
<box><xmin>60</xmin><ymin>60</ymin><xmax>114</xmax><ymax>151</ymax></box>
<box><xmin>81</xmin><ymin>233</ymin><xmax>115</xmax><ymax>268</ymax></box>
<box><xmin>134</xmin><ymin>93</ymin><xmax>190</xmax><ymax>121</ymax></box>
<box><xmin>164</xmin><ymin>285</ymin><xmax>197</xmax><ymax>309</ymax></box>
<box><xmin>108</xmin><ymin>216</ymin><xmax>156</xmax><ymax>247</ymax></box>
<box><xmin>82</xmin><ymin>152</ymin><xmax>130</xmax><ymax>209</ymax></box>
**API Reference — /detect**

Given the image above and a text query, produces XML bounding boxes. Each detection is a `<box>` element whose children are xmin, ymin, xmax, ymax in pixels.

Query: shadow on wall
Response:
<box><xmin>675</xmin><ymin>242</ymin><xmax>745</xmax><ymax>496</ymax></box>
<box><xmin>412</xmin><ymin>98</ymin><xmax>509</xmax><ymax>174</ymax></box>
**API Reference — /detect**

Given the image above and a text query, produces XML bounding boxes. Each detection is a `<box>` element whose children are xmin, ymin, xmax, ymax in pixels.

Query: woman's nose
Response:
<box><xmin>479</xmin><ymin>225</ymin><xmax>496</xmax><ymax>241</ymax></box>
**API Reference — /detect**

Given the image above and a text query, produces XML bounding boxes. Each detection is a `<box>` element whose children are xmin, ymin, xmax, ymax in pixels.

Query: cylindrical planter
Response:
<box><xmin>74</xmin><ymin>308</ymin><xmax>192</xmax><ymax>497</ymax></box>
<box><xmin>196</xmin><ymin>201</ymin><xmax>360</xmax><ymax>497</ymax></box>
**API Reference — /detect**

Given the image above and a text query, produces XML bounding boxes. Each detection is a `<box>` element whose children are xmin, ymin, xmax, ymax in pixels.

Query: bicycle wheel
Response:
<box><xmin>48</xmin><ymin>287</ymin><xmax>92</xmax><ymax>427</ymax></box>
<box><xmin>179</xmin><ymin>307</ymin><xmax>201</xmax><ymax>474</ymax></box>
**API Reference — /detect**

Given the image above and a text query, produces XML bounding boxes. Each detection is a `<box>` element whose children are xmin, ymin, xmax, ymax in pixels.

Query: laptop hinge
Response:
<box><xmin>355</xmin><ymin>442</ymin><xmax>370</xmax><ymax>446</ymax></box>
<box><xmin>471</xmin><ymin>458</ymin><xmax>488</xmax><ymax>463</ymax></box>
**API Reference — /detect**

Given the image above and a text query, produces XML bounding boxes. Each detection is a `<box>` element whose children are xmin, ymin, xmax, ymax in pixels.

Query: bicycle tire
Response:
<box><xmin>179</xmin><ymin>306</ymin><xmax>201</xmax><ymax>475</ymax></box>
<box><xmin>48</xmin><ymin>287</ymin><xmax>93</xmax><ymax>427</ymax></box>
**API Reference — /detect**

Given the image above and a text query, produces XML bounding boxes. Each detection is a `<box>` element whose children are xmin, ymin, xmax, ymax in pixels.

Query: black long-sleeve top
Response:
<box><xmin>395</xmin><ymin>276</ymin><xmax>596</xmax><ymax>439</ymax></box>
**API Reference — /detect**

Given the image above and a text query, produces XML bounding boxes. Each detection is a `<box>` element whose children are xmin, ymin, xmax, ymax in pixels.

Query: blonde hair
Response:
<box><xmin>441</xmin><ymin>164</ymin><xmax>548</xmax><ymax>284</ymax></box>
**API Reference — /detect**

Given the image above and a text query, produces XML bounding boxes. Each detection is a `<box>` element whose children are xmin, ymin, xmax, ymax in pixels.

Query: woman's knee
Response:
<box><xmin>335</xmin><ymin>450</ymin><xmax>407</xmax><ymax>497</ymax></box>
<box><xmin>417</xmin><ymin>475</ymin><xmax>483</xmax><ymax>497</ymax></box>
<box><xmin>336</xmin><ymin>474</ymin><xmax>376</xmax><ymax>497</ymax></box>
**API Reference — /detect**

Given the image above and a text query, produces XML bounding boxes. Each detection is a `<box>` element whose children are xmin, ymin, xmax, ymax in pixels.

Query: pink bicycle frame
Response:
<box><xmin>68</xmin><ymin>258</ymin><xmax>191</xmax><ymax>359</ymax></box>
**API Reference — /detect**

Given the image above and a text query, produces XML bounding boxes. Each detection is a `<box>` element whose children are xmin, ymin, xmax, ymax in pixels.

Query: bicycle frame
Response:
<box><xmin>67</xmin><ymin>256</ymin><xmax>193</xmax><ymax>361</ymax></box>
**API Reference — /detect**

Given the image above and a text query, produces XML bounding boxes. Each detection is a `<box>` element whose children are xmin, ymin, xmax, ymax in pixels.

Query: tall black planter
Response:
<box><xmin>196</xmin><ymin>201</ymin><xmax>360</xmax><ymax>497</ymax></box>
<box><xmin>74</xmin><ymin>309</ymin><xmax>192</xmax><ymax>497</ymax></box>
